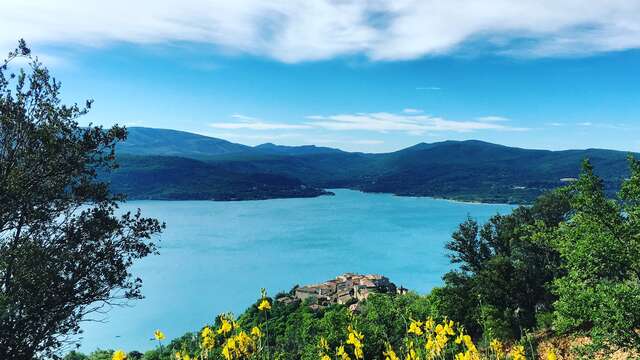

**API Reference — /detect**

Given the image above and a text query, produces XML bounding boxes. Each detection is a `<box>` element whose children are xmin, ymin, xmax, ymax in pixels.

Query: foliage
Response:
<box><xmin>552</xmin><ymin>158</ymin><xmax>640</xmax><ymax>350</ymax></box>
<box><xmin>434</xmin><ymin>189</ymin><xmax>571</xmax><ymax>340</ymax></box>
<box><xmin>0</xmin><ymin>41</ymin><xmax>164</xmax><ymax>359</ymax></box>
<box><xmin>112</xmin><ymin>128</ymin><xmax>634</xmax><ymax>204</ymax></box>
<box><xmin>62</xmin><ymin>157</ymin><xmax>640</xmax><ymax>359</ymax></box>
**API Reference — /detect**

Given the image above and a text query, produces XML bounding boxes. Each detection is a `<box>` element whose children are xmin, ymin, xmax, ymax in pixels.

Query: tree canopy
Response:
<box><xmin>0</xmin><ymin>41</ymin><xmax>164</xmax><ymax>359</ymax></box>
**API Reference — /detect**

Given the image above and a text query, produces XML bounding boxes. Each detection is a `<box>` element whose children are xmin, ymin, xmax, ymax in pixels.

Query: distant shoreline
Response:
<box><xmin>124</xmin><ymin>187</ymin><xmax>521</xmax><ymax>206</ymax></box>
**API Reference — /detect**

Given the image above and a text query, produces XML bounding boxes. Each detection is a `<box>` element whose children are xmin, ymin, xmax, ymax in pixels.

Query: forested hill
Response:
<box><xmin>108</xmin><ymin>127</ymin><xmax>634</xmax><ymax>203</ymax></box>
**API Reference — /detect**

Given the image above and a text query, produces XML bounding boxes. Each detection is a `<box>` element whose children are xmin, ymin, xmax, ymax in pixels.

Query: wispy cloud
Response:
<box><xmin>210</xmin><ymin>111</ymin><xmax>528</xmax><ymax>138</ymax></box>
<box><xmin>307</xmin><ymin>112</ymin><xmax>529</xmax><ymax>134</ymax></box>
<box><xmin>476</xmin><ymin>116</ymin><xmax>510</xmax><ymax>122</ymax></box>
<box><xmin>2</xmin><ymin>1</ymin><xmax>640</xmax><ymax>62</ymax></box>
<box><xmin>575</xmin><ymin>121</ymin><xmax>631</xmax><ymax>130</ymax></box>
<box><xmin>210</xmin><ymin>114</ymin><xmax>312</xmax><ymax>130</ymax></box>
<box><xmin>416</xmin><ymin>86</ymin><xmax>442</xmax><ymax>91</ymax></box>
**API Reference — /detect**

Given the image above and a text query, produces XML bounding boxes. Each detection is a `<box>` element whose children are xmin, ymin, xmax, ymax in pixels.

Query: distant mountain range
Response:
<box><xmin>107</xmin><ymin>127</ymin><xmax>635</xmax><ymax>203</ymax></box>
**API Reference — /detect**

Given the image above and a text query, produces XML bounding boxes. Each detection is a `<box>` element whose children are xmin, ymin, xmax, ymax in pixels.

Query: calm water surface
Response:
<box><xmin>79</xmin><ymin>189</ymin><xmax>513</xmax><ymax>352</ymax></box>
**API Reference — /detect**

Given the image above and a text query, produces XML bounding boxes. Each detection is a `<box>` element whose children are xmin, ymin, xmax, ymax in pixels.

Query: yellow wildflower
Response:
<box><xmin>405</xmin><ymin>341</ymin><xmax>418</xmax><ymax>360</ymax></box>
<box><xmin>258</xmin><ymin>298</ymin><xmax>271</xmax><ymax>311</ymax></box>
<box><xmin>319</xmin><ymin>337</ymin><xmax>330</xmax><ymax>352</ymax></box>
<box><xmin>235</xmin><ymin>331</ymin><xmax>255</xmax><ymax>355</ymax></box>
<box><xmin>511</xmin><ymin>345</ymin><xmax>526</xmax><ymax>360</ymax></box>
<box><xmin>337</xmin><ymin>345</ymin><xmax>351</xmax><ymax>360</ymax></box>
<box><xmin>490</xmin><ymin>339</ymin><xmax>504</xmax><ymax>358</ymax></box>
<box><xmin>424</xmin><ymin>316</ymin><xmax>435</xmax><ymax>332</ymax></box>
<box><xmin>251</xmin><ymin>326</ymin><xmax>263</xmax><ymax>338</ymax></box>
<box><xmin>112</xmin><ymin>350</ymin><xmax>127</xmax><ymax>360</ymax></box>
<box><xmin>222</xmin><ymin>337</ymin><xmax>237</xmax><ymax>360</ymax></box>
<box><xmin>383</xmin><ymin>343</ymin><xmax>399</xmax><ymax>360</ymax></box>
<box><xmin>547</xmin><ymin>349</ymin><xmax>557</xmax><ymax>360</ymax></box>
<box><xmin>346</xmin><ymin>325</ymin><xmax>364</xmax><ymax>360</ymax></box>
<box><xmin>462</xmin><ymin>335</ymin><xmax>477</xmax><ymax>353</ymax></box>
<box><xmin>455</xmin><ymin>332</ymin><xmax>463</xmax><ymax>345</ymax></box>
<box><xmin>218</xmin><ymin>318</ymin><xmax>232</xmax><ymax>335</ymax></box>
<box><xmin>443</xmin><ymin>319</ymin><xmax>455</xmax><ymax>336</ymax></box>
<box><xmin>174</xmin><ymin>352</ymin><xmax>181</xmax><ymax>360</ymax></box>
<box><xmin>201</xmin><ymin>326</ymin><xmax>215</xmax><ymax>350</ymax></box>
<box><xmin>153</xmin><ymin>329</ymin><xmax>165</xmax><ymax>341</ymax></box>
<box><xmin>454</xmin><ymin>350</ymin><xmax>480</xmax><ymax>360</ymax></box>
<box><xmin>407</xmin><ymin>320</ymin><xmax>424</xmax><ymax>336</ymax></box>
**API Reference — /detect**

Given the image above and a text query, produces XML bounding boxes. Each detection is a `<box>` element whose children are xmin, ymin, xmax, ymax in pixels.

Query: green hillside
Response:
<box><xmin>111</xmin><ymin>128</ymin><xmax>634</xmax><ymax>203</ymax></box>
<box><xmin>108</xmin><ymin>155</ymin><xmax>331</xmax><ymax>201</ymax></box>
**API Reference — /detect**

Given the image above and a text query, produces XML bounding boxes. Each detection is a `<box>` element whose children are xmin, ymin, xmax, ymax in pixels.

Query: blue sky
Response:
<box><xmin>3</xmin><ymin>1</ymin><xmax>640</xmax><ymax>152</ymax></box>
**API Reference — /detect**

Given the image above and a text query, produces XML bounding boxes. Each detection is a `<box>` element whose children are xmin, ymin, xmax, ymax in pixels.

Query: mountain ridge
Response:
<box><xmin>107</xmin><ymin>127</ymin><xmax>636</xmax><ymax>203</ymax></box>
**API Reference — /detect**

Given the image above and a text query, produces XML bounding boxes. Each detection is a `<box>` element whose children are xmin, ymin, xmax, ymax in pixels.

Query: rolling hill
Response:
<box><xmin>107</xmin><ymin>127</ymin><xmax>634</xmax><ymax>203</ymax></box>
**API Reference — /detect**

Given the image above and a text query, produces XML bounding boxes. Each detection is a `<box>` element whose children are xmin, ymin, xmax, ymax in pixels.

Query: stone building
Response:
<box><xmin>282</xmin><ymin>273</ymin><xmax>403</xmax><ymax>311</ymax></box>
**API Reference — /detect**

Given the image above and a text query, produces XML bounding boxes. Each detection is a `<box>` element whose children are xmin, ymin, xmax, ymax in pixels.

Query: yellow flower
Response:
<box><xmin>547</xmin><ymin>349</ymin><xmax>557</xmax><ymax>360</ymax></box>
<box><xmin>319</xmin><ymin>337</ymin><xmax>330</xmax><ymax>352</ymax></box>
<box><xmin>218</xmin><ymin>318</ymin><xmax>232</xmax><ymax>335</ymax></box>
<box><xmin>511</xmin><ymin>345</ymin><xmax>526</xmax><ymax>360</ymax></box>
<box><xmin>153</xmin><ymin>329</ymin><xmax>165</xmax><ymax>341</ymax></box>
<box><xmin>112</xmin><ymin>350</ymin><xmax>127</xmax><ymax>360</ymax></box>
<box><xmin>454</xmin><ymin>350</ymin><xmax>480</xmax><ymax>360</ymax></box>
<box><xmin>490</xmin><ymin>339</ymin><xmax>504</xmax><ymax>358</ymax></box>
<box><xmin>405</xmin><ymin>341</ymin><xmax>418</xmax><ymax>360</ymax></box>
<box><xmin>462</xmin><ymin>335</ymin><xmax>477</xmax><ymax>353</ymax></box>
<box><xmin>201</xmin><ymin>326</ymin><xmax>215</xmax><ymax>350</ymax></box>
<box><xmin>182</xmin><ymin>354</ymin><xmax>191</xmax><ymax>360</ymax></box>
<box><xmin>321</xmin><ymin>355</ymin><xmax>331</xmax><ymax>360</ymax></box>
<box><xmin>337</xmin><ymin>345</ymin><xmax>351</xmax><ymax>360</ymax></box>
<box><xmin>383</xmin><ymin>343</ymin><xmax>399</xmax><ymax>360</ymax></box>
<box><xmin>424</xmin><ymin>317</ymin><xmax>435</xmax><ymax>332</ymax></box>
<box><xmin>407</xmin><ymin>320</ymin><xmax>424</xmax><ymax>336</ymax></box>
<box><xmin>442</xmin><ymin>319</ymin><xmax>455</xmax><ymax>336</ymax></box>
<box><xmin>346</xmin><ymin>325</ymin><xmax>364</xmax><ymax>360</ymax></box>
<box><xmin>235</xmin><ymin>331</ymin><xmax>255</xmax><ymax>355</ymax></box>
<box><xmin>251</xmin><ymin>326</ymin><xmax>263</xmax><ymax>338</ymax></box>
<box><xmin>258</xmin><ymin>298</ymin><xmax>271</xmax><ymax>311</ymax></box>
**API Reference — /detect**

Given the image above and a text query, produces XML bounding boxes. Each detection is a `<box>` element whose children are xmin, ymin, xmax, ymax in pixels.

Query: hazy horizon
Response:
<box><xmin>125</xmin><ymin>126</ymin><xmax>640</xmax><ymax>154</ymax></box>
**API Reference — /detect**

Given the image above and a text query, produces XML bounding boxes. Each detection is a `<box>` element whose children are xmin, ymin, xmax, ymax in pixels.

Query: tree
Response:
<box><xmin>0</xmin><ymin>41</ymin><xmax>164</xmax><ymax>359</ymax></box>
<box><xmin>439</xmin><ymin>189</ymin><xmax>571</xmax><ymax>339</ymax></box>
<box><xmin>552</xmin><ymin>158</ymin><xmax>640</xmax><ymax>351</ymax></box>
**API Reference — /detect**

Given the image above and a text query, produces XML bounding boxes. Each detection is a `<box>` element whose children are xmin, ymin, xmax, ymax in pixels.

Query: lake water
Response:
<box><xmin>78</xmin><ymin>189</ymin><xmax>514</xmax><ymax>353</ymax></box>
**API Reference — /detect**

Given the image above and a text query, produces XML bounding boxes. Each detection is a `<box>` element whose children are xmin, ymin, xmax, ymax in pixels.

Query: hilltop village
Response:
<box><xmin>277</xmin><ymin>273</ymin><xmax>407</xmax><ymax>312</ymax></box>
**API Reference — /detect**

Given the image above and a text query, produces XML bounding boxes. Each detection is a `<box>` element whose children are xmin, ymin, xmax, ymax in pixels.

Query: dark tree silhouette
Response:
<box><xmin>0</xmin><ymin>40</ymin><xmax>164</xmax><ymax>359</ymax></box>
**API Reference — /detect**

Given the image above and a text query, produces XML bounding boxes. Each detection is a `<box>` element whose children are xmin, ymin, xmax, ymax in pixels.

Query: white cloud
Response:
<box><xmin>476</xmin><ymin>115</ymin><xmax>510</xmax><ymax>122</ymax></box>
<box><xmin>416</xmin><ymin>86</ymin><xmax>441</xmax><ymax>91</ymax></box>
<box><xmin>578</xmin><ymin>122</ymin><xmax>593</xmax><ymax>126</ymax></box>
<box><xmin>2</xmin><ymin>1</ymin><xmax>640</xmax><ymax>62</ymax></box>
<box><xmin>210</xmin><ymin>111</ymin><xmax>528</xmax><ymax>136</ymax></box>
<box><xmin>307</xmin><ymin>112</ymin><xmax>528</xmax><ymax>134</ymax></box>
<box><xmin>204</xmin><ymin>132</ymin><xmax>304</xmax><ymax>141</ymax></box>
<box><xmin>210</xmin><ymin>114</ymin><xmax>312</xmax><ymax>130</ymax></box>
<box><xmin>403</xmin><ymin>108</ymin><xmax>423</xmax><ymax>114</ymax></box>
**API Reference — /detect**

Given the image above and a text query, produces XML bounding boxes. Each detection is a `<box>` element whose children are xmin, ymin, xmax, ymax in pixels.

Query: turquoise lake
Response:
<box><xmin>78</xmin><ymin>189</ymin><xmax>514</xmax><ymax>352</ymax></box>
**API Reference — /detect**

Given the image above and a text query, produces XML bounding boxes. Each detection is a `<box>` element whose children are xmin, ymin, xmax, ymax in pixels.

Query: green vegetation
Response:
<box><xmin>0</xmin><ymin>42</ymin><xmax>163</xmax><ymax>359</ymax></box>
<box><xmin>68</xmin><ymin>157</ymin><xmax>640</xmax><ymax>359</ymax></box>
<box><xmin>4</xmin><ymin>42</ymin><xmax>640</xmax><ymax>360</ymax></box>
<box><xmin>112</xmin><ymin>128</ymin><xmax>634</xmax><ymax>204</ymax></box>
<box><xmin>108</xmin><ymin>155</ymin><xmax>332</xmax><ymax>200</ymax></box>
